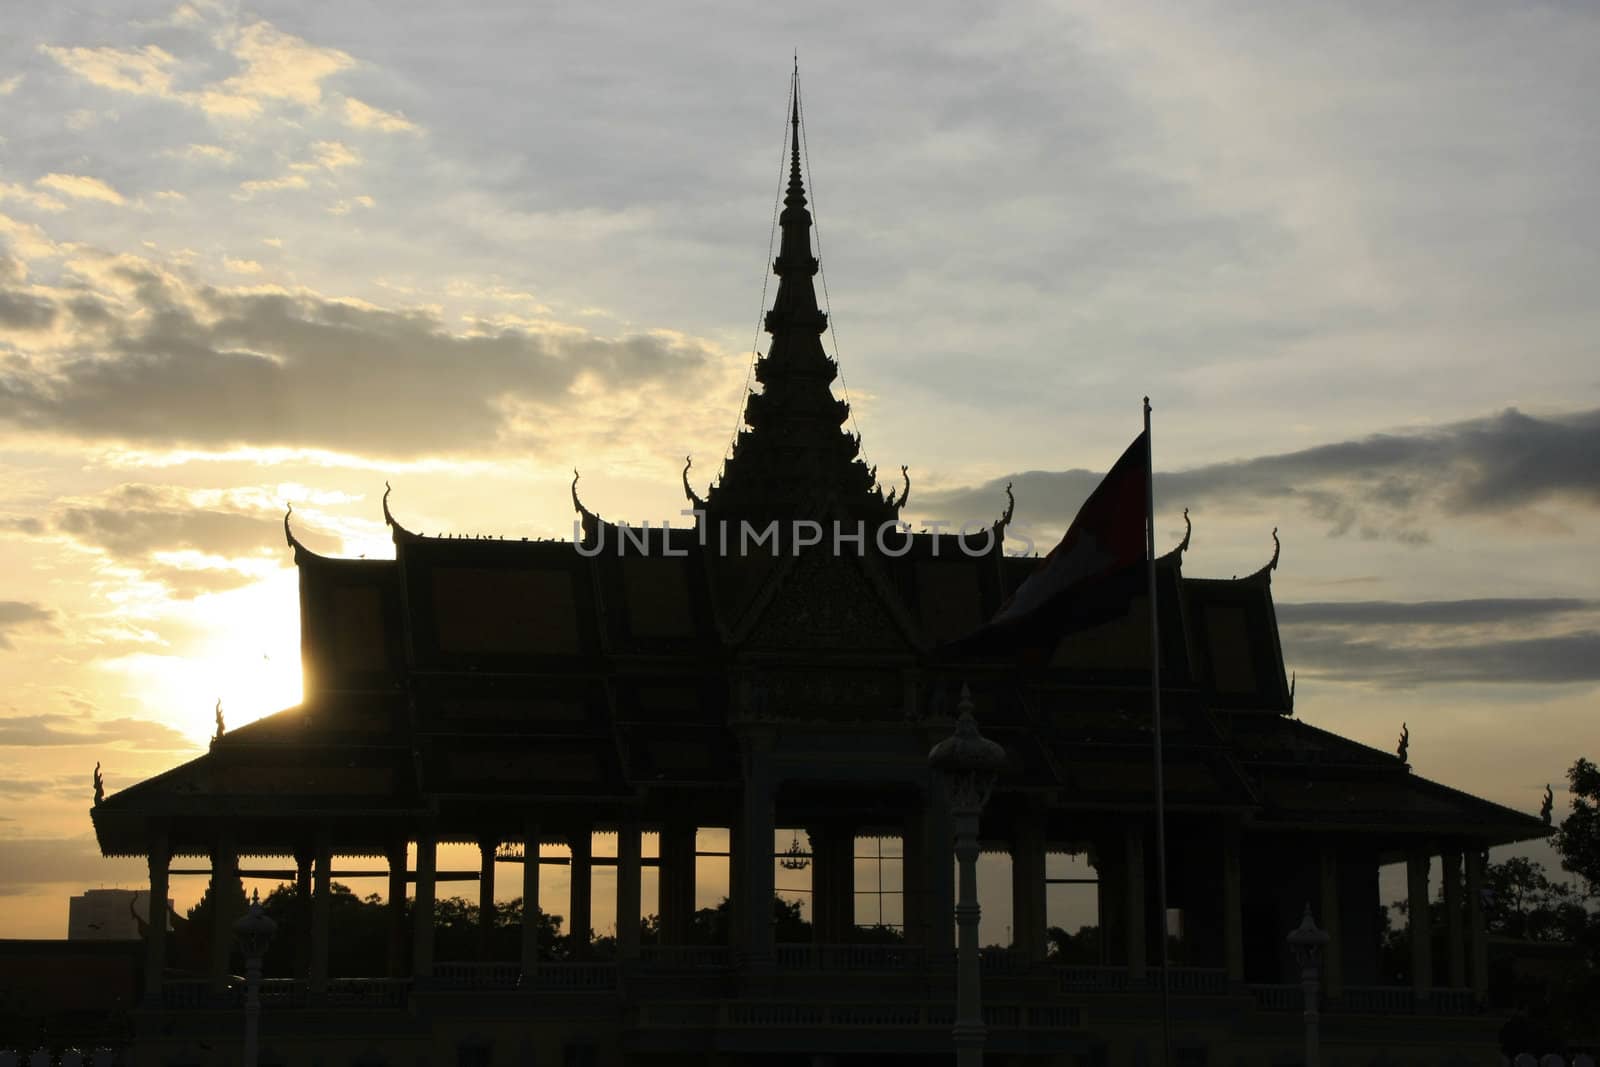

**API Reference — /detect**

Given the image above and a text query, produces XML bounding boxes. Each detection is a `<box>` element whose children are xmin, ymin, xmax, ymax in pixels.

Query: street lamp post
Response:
<box><xmin>929</xmin><ymin>685</ymin><xmax>1006</xmax><ymax>1067</ymax></box>
<box><xmin>1287</xmin><ymin>902</ymin><xmax>1329</xmax><ymax>1067</ymax></box>
<box><xmin>233</xmin><ymin>888</ymin><xmax>277</xmax><ymax>1067</ymax></box>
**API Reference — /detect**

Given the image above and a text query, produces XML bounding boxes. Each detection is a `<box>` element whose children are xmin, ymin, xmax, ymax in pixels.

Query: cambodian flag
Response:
<box><xmin>940</xmin><ymin>430</ymin><xmax>1149</xmax><ymax>662</ymax></box>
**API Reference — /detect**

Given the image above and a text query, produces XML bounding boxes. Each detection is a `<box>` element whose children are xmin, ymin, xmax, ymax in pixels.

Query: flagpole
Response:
<box><xmin>1144</xmin><ymin>396</ymin><xmax>1173</xmax><ymax>1064</ymax></box>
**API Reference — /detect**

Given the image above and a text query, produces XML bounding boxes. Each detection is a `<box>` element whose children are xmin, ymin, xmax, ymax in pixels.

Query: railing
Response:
<box><xmin>1340</xmin><ymin>985</ymin><xmax>1477</xmax><ymax>1016</ymax></box>
<box><xmin>638</xmin><ymin>944</ymin><xmax>733</xmax><ymax>969</ymax></box>
<box><xmin>636</xmin><ymin>1001</ymin><xmax>1083</xmax><ymax>1031</ymax></box>
<box><xmin>162</xmin><ymin>977</ymin><xmax>409</xmax><ymax>1009</ymax></box>
<box><xmin>1248</xmin><ymin>984</ymin><xmax>1479</xmax><ymax>1016</ymax></box>
<box><xmin>773</xmin><ymin>943</ymin><xmax>925</xmax><ymax>971</ymax></box>
<box><xmin>327</xmin><ymin>977</ymin><xmax>411</xmax><ymax>1008</ymax></box>
<box><xmin>432</xmin><ymin>962</ymin><xmax>521</xmax><ymax>990</ymax></box>
<box><xmin>1054</xmin><ymin>965</ymin><xmax>1227</xmax><ymax>994</ymax></box>
<box><xmin>1247</xmin><ymin>983</ymin><xmax>1301</xmax><ymax>1011</ymax></box>
<box><xmin>978</xmin><ymin>946</ymin><xmax>1028</xmax><ymax>975</ymax></box>
<box><xmin>527</xmin><ymin>962</ymin><xmax>618</xmax><ymax>990</ymax></box>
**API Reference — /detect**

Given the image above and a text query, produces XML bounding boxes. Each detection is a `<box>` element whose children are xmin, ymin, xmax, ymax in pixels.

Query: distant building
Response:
<box><xmin>67</xmin><ymin>889</ymin><xmax>164</xmax><ymax>941</ymax></box>
<box><xmin>90</xmin><ymin>83</ymin><xmax>1548</xmax><ymax>1064</ymax></box>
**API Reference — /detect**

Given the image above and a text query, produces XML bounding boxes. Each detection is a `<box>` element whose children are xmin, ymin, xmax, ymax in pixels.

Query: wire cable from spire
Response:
<box><xmin>725</xmin><ymin>67</ymin><xmax>797</xmax><ymax>470</ymax></box>
<box><xmin>795</xmin><ymin>71</ymin><xmax>870</xmax><ymax>472</ymax></box>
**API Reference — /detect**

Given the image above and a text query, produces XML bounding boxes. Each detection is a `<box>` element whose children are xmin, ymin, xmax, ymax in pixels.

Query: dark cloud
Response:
<box><xmin>0</xmin><ymin>290</ymin><xmax>57</xmax><ymax>330</ymax></box>
<box><xmin>0</xmin><ymin>600</ymin><xmax>54</xmax><ymax>649</ymax></box>
<box><xmin>0</xmin><ymin>835</ymin><xmax>146</xmax><ymax>890</ymax></box>
<box><xmin>0</xmin><ymin>710</ymin><xmax>192</xmax><ymax>750</ymax></box>
<box><xmin>53</xmin><ymin>484</ymin><xmax>289</xmax><ymax>560</ymax></box>
<box><xmin>1284</xmin><ymin>630</ymin><xmax>1600</xmax><ymax>689</ymax></box>
<box><xmin>0</xmin><ymin>268</ymin><xmax>723</xmax><ymax>457</ymax></box>
<box><xmin>3</xmin><ymin>486</ymin><xmax>344</xmax><ymax>601</ymax></box>
<box><xmin>4</xmin><ymin>483</ymin><xmax>343</xmax><ymax>597</ymax></box>
<box><xmin>1276</xmin><ymin>596</ymin><xmax>1600</xmax><ymax>688</ymax></box>
<box><xmin>918</xmin><ymin>408</ymin><xmax>1600</xmax><ymax>542</ymax></box>
<box><xmin>1277</xmin><ymin>598</ymin><xmax>1598</xmax><ymax>627</ymax></box>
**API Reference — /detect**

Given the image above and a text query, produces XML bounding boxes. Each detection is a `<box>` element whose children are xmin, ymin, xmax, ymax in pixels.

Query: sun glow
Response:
<box><xmin>98</xmin><ymin>569</ymin><xmax>304</xmax><ymax>746</ymax></box>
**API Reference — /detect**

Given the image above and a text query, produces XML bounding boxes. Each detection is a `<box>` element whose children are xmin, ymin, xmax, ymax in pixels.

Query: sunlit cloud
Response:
<box><xmin>233</xmin><ymin>173</ymin><xmax>310</xmax><ymax>199</ymax></box>
<box><xmin>0</xmin><ymin>183</ymin><xmax>67</xmax><ymax>214</ymax></box>
<box><xmin>38</xmin><ymin>43</ymin><xmax>178</xmax><ymax>97</ymax></box>
<box><xmin>36</xmin><ymin>174</ymin><xmax>127</xmax><ymax>207</ymax></box>
<box><xmin>343</xmin><ymin>96</ymin><xmax>417</xmax><ymax>133</ymax></box>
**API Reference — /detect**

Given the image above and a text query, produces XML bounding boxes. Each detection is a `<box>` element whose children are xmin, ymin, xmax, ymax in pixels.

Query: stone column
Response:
<box><xmin>1441</xmin><ymin>849</ymin><xmax>1465</xmax><ymax>988</ymax></box>
<box><xmin>477</xmin><ymin>837</ymin><xmax>498</xmax><ymax>961</ymax></box>
<box><xmin>293</xmin><ymin>846</ymin><xmax>312</xmax><ymax>980</ymax></box>
<box><xmin>618</xmin><ymin>821</ymin><xmax>642</xmax><ymax>959</ymax></box>
<box><xmin>1222</xmin><ymin>820</ymin><xmax>1244</xmax><ymax>983</ymax></box>
<box><xmin>810</xmin><ymin>822</ymin><xmax>853</xmax><ymax>945</ymax></box>
<box><xmin>659</xmin><ymin>820</ymin><xmax>696</xmax><ymax>944</ymax></box>
<box><xmin>569</xmin><ymin>828</ymin><xmax>592</xmax><ymax>956</ymax></box>
<box><xmin>1406</xmin><ymin>848</ymin><xmax>1432</xmax><ymax>1000</ymax></box>
<box><xmin>923</xmin><ymin>781</ymin><xmax>956</xmax><ymax>963</ymax></box>
<box><xmin>413</xmin><ymin>829</ymin><xmax>437</xmax><ymax>978</ymax></box>
<box><xmin>143</xmin><ymin>828</ymin><xmax>170</xmax><ymax>1004</ymax></box>
<box><xmin>1319</xmin><ymin>845</ymin><xmax>1343</xmax><ymax>999</ymax></box>
<box><xmin>1125</xmin><ymin>820</ymin><xmax>1147</xmax><ymax>980</ymax></box>
<box><xmin>740</xmin><ymin>732</ymin><xmax>776</xmax><ymax>965</ymax></box>
<box><xmin>901</xmin><ymin>813</ymin><xmax>925</xmax><ymax>950</ymax></box>
<box><xmin>310</xmin><ymin>833</ymin><xmax>332</xmax><ymax>994</ymax></box>
<box><xmin>209</xmin><ymin>832</ymin><xmax>239</xmax><ymax>993</ymax></box>
<box><xmin>1010</xmin><ymin>808</ymin><xmax>1047</xmax><ymax>963</ymax></box>
<box><xmin>1465</xmin><ymin>848</ymin><xmax>1488</xmax><ymax>1002</ymax></box>
<box><xmin>521</xmin><ymin>821</ymin><xmax>541</xmax><ymax>979</ymax></box>
<box><xmin>386</xmin><ymin>839</ymin><xmax>408</xmax><ymax>978</ymax></box>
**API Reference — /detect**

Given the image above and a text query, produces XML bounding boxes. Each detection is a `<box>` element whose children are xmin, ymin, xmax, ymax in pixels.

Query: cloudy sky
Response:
<box><xmin>1</xmin><ymin>1</ymin><xmax>1596</xmax><ymax>939</ymax></box>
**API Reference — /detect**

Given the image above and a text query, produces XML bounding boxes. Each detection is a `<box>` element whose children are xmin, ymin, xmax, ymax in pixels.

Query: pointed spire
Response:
<box><xmin>708</xmin><ymin>64</ymin><xmax>901</xmax><ymax>525</ymax></box>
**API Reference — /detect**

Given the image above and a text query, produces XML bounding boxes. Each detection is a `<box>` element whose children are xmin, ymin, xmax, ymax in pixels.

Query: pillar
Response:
<box><xmin>1465</xmin><ymin>848</ymin><xmax>1488</xmax><ymax>1002</ymax></box>
<box><xmin>1441</xmin><ymin>850</ymin><xmax>1465</xmax><ymax>987</ymax></box>
<box><xmin>1125</xmin><ymin>820</ymin><xmax>1147</xmax><ymax>979</ymax></box>
<box><xmin>810</xmin><ymin>822</ymin><xmax>853</xmax><ymax>945</ymax></box>
<box><xmin>293</xmin><ymin>846</ymin><xmax>312</xmax><ymax>980</ymax></box>
<box><xmin>740</xmin><ymin>734</ymin><xmax>776</xmax><ymax>964</ymax></box>
<box><xmin>569</xmin><ymin>828</ymin><xmax>592</xmax><ymax>956</ymax></box>
<box><xmin>901</xmin><ymin>812</ymin><xmax>925</xmax><ymax>949</ymax></box>
<box><xmin>209</xmin><ymin>833</ymin><xmax>239</xmax><ymax>993</ymax></box>
<box><xmin>923</xmin><ymin>781</ymin><xmax>955</xmax><ymax>962</ymax></box>
<box><xmin>1222</xmin><ymin>820</ymin><xmax>1244</xmax><ymax>983</ymax></box>
<box><xmin>386</xmin><ymin>839</ymin><xmax>408</xmax><ymax>978</ymax></box>
<box><xmin>618</xmin><ymin>822</ymin><xmax>642</xmax><ymax>959</ymax></box>
<box><xmin>1406</xmin><ymin>848</ymin><xmax>1432</xmax><ymax>999</ymax></box>
<box><xmin>659</xmin><ymin>820</ymin><xmax>696</xmax><ymax>944</ymax></box>
<box><xmin>413</xmin><ymin>829</ymin><xmax>436</xmax><ymax>978</ymax></box>
<box><xmin>310</xmin><ymin>832</ymin><xmax>331</xmax><ymax>994</ymax></box>
<box><xmin>1010</xmin><ymin>808</ymin><xmax>1047</xmax><ymax>963</ymax></box>
<box><xmin>1319</xmin><ymin>845</ymin><xmax>1343</xmax><ymax>999</ymax></box>
<box><xmin>477</xmin><ymin>837</ymin><xmax>497</xmax><ymax>961</ymax></box>
<box><xmin>143</xmin><ymin>828</ymin><xmax>170</xmax><ymax>1004</ymax></box>
<box><xmin>521</xmin><ymin>821</ymin><xmax>541</xmax><ymax>977</ymax></box>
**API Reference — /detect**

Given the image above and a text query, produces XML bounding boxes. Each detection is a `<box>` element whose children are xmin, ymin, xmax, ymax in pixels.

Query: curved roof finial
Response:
<box><xmin>897</xmin><ymin>465</ymin><xmax>911</xmax><ymax>513</ymax></box>
<box><xmin>1000</xmin><ymin>481</ymin><xmax>1016</xmax><ymax>528</ymax></box>
<box><xmin>1178</xmin><ymin>507</ymin><xmax>1192</xmax><ymax>554</ymax></box>
<box><xmin>380</xmin><ymin>480</ymin><xmax>419</xmax><ymax>541</ymax></box>
<box><xmin>682</xmin><ymin>455</ymin><xmax>706</xmax><ymax>510</ymax></box>
<box><xmin>1269</xmin><ymin>526</ymin><xmax>1281</xmax><ymax>571</ymax></box>
<box><xmin>1540</xmin><ymin>784</ymin><xmax>1554</xmax><ymax>826</ymax></box>
<box><xmin>283</xmin><ymin>502</ymin><xmax>297</xmax><ymax>548</ymax></box>
<box><xmin>571</xmin><ymin>469</ymin><xmax>596</xmax><ymax>523</ymax></box>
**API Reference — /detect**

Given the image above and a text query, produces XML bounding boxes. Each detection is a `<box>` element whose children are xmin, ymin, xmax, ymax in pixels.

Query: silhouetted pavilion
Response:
<box><xmin>91</xmin><ymin>86</ymin><xmax>1548</xmax><ymax>1065</ymax></box>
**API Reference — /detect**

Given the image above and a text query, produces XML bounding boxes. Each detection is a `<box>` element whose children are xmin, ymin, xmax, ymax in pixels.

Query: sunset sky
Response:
<box><xmin>1</xmin><ymin>2</ymin><xmax>1596</xmax><ymax>939</ymax></box>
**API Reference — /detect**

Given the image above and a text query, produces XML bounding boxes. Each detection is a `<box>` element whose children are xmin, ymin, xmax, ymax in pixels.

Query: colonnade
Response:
<box><xmin>138</xmin><ymin>813</ymin><xmax>1494</xmax><ymax>1005</ymax></box>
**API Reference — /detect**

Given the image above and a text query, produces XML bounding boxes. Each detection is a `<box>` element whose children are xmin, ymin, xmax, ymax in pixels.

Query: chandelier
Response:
<box><xmin>779</xmin><ymin>831</ymin><xmax>810</xmax><ymax>871</ymax></box>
